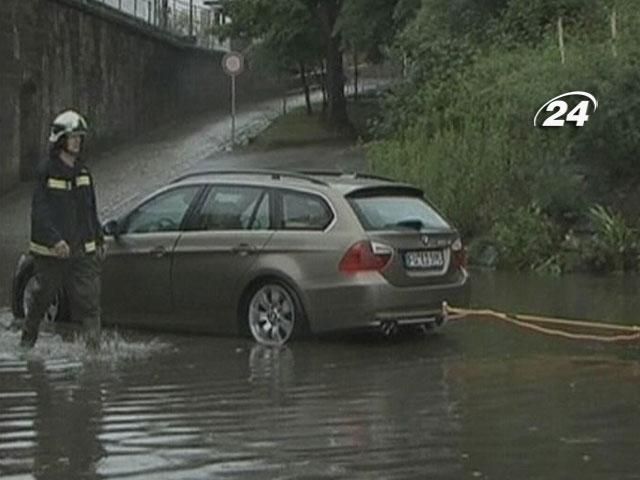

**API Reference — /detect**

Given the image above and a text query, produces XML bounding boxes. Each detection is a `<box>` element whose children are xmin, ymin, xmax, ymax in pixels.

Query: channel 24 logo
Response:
<box><xmin>534</xmin><ymin>91</ymin><xmax>598</xmax><ymax>128</ymax></box>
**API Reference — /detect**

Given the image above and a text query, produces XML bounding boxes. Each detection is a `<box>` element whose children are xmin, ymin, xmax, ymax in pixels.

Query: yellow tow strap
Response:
<box><xmin>443</xmin><ymin>303</ymin><xmax>640</xmax><ymax>344</ymax></box>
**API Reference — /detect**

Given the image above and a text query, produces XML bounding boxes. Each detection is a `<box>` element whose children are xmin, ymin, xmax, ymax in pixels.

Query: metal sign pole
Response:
<box><xmin>189</xmin><ymin>0</ymin><xmax>194</xmax><ymax>37</ymax></box>
<box><xmin>222</xmin><ymin>52</ymin><xmax>244</xmax><ymax>149</ymax></box>
<box><xmin>231</xmin><ymin>74</ymin><xmax>236</xmax><ymax>147</ymax></box>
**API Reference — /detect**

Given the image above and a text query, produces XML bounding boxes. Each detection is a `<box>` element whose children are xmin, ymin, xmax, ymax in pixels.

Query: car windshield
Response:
<box><xmin>348</xmin><ymin>195</ymin><xmax>449</xmax><ymax>232</ymax></box>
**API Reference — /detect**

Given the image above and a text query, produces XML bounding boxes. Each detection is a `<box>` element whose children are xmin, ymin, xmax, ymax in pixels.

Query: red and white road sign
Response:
<box><xmin>222</xmin><ymin>52</ymin><xmax>244</xmax><ymax>76</ymax></box>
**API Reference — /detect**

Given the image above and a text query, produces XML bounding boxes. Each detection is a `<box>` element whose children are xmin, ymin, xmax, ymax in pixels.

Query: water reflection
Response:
<box><xmin>242</xmin><ymin>341</ymin><xmax>464</xmax><ymax>478</ymax></box>
<box><xmin>0</xmin><ymin>358</ymin><xmax>104</xmax><ymax>480</ymax></box>
<box><xmin>95</xmin><ymin>339</ymin><xmax>465</xmax><ymax>479</ymax></box>
<box><xmin>471</xmin><ymin>271</ymin><xmax>640</xmax><ymax>326</ymax></box>
<box><xmin>29</xmin><ymin>361</ymin><xmax>105</xmax><ymax>480</ymax></box>
<box><xmin>446</xmin><ymin>349</ymin><xmax>640</xmax><ymax>480</ymax></box>
<box><xmin>248</xmin><ymin>345</ymin><xmax>295</xmax><ymax>403</ymax></box>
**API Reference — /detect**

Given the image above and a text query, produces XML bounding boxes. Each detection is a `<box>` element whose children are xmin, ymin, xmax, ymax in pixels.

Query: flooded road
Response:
<box><xmin>1</xmin><ymin>271</ymin><xmax>639</xmax><ymax>479</ymax></box>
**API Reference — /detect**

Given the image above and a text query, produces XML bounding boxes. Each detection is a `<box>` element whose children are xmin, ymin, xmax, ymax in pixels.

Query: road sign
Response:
<box><xmin>221</xmin><ymin>52</ymin><xmax>244</xmax><ymax>147</ymax></box>
<box><xmin>222</xmin><ymin>52</ymin><xmax>244</xmax><ymax>76</ymax></box>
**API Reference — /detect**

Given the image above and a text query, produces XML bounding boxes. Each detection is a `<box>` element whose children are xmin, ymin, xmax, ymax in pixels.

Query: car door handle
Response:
<box><xmin>231</xmin><ymin>244</ymin><xmax>257</xmax><ymax>256</ymax></box>
<box><xmin>149</xmin><ymin>246</ymin><xmax>168</xmax><ymax>258</ymax></box>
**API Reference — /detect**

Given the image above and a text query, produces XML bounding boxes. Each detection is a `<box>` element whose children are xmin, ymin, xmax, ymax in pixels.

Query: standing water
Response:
<box><xmin>0</xmin><ymin>271</ymin><xmax>639</xmax><ymax>479</ymax></box>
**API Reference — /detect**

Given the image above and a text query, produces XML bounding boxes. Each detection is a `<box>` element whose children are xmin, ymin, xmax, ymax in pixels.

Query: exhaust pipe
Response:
<box><xmin>441</xmin><ymin>301</ymin><xmax>450</xmax><ymax>326</ymax></box>
<box><xmin>380</xmin><ymin>320</ymin><xmax>398</xmax><ymax>337</ymax></box>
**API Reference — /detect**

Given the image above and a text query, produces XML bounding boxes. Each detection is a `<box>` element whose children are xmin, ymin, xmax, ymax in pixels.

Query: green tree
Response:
<box><xmin>219</xmin><ymin>0</ymin><xmax>323</xmax><ymax>116</ymax></box>
<box><xmin>313</xmin><ymin>0</ymin><xmax>349</xmax><ymax>126</ymax></box>
<box><xmin>220</xmin><ymin>0</ymin><xmax>350</xmax><ymax>124</ymax></box>
<box><xmin>220</xmin><ymin>0</ymin><xmax>413</xmax><ymax>127</ymax></box>
<box><xmin>337</xmin><ymin>0</ymin><xmax>406</xmax><ymax>99</ymax></box>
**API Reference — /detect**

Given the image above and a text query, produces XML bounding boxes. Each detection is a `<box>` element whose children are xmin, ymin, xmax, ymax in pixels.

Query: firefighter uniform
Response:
<box><xmin>21</xmin><ymin>112</ymin><xmax>103</xmax><ymax>349</ymax></box>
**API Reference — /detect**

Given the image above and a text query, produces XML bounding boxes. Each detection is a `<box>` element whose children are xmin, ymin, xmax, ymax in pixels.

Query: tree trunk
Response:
<box><xmin>299</xmin><ymin>62</ymin><xmax>313</xmax><ymax>116</ymax></box>
<box><xmin>163</xmin><ymin>0</ymin><xmax>170</xmax><ymax>28</ymax></box>
<box><xmin>353</xmin><ymin>49</ymin><xmax>359</xmax><ymax>101</ymax></box>
<box><xmin>317</xmin><ymin>0</ymin><xmax>349</xmax><ymax>127</ymax></box>
<box><xmin>320</xmin><ymin>62</ymin><xmax>327</xmax><ymax>113</ymax></box>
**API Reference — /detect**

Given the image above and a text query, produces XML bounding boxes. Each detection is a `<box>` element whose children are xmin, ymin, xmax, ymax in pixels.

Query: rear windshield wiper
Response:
<box><xmin>390</xmin><ymin>219</ymin><xmax>425</xmax><ymax>231</ymax></box>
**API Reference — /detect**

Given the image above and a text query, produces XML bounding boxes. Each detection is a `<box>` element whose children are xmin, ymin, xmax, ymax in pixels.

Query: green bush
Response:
<box><xmin>368</xmin><ymin>42</ymin><xmax>587</xmax><ymax>236</ymax></box>
<box><xmin>368</xmin><ymin>0</ymin><xmax>640</xmax><ymax>273</ymax></box>
<box><xmin>492</xmin><ymin>0</ymin><xmax>610</xmax><ymax>47</ymax></box>
<box><xmin>368</xmin><ymin>120</ymin><xmax>515</xmax><ymax>238</ymax></box>
<box><xmin>581</xmin><ymin>205</ymin><xmax>639</xmax><ymax>272</ymax></box>
<box><xmin>491</xmin><ymin>204</ymin><xmax>560</xmax><ymax>271</ymax></box>
<box><xmin>569</xmin><ymin>61</ymin><xmax>640</xmax><ymax>186</ymax></box>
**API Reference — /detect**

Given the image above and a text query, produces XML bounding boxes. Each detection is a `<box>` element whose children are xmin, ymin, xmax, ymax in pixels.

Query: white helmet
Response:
<box><xmin>49</xmin><ymin>110</ymin><xmax>88</xmax><ymax>143</ymax></box>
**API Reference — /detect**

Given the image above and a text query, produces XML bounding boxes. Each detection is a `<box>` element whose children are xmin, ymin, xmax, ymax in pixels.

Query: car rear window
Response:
<box><xmin>348</xmin><ymin>195</ymin><xmax>449</xmax><ymax>231</ymax></box>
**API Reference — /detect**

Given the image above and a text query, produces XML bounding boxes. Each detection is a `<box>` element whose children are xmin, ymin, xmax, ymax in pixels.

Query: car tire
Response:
<box><xmin>240</xmin><ymin>279</ymin><xmax>308</xmax><ymax>346</ymax></box>
<box><xmin>17</xmin><ymin>271</ymin><xmax>70</xmax><ymax>323</ymax></box>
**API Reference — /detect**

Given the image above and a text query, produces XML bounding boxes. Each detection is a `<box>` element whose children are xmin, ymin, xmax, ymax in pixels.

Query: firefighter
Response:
<box><xmin>21</xmin><ymin>110</ymin><xmax>104</xmax><ymax>350</ymax></box>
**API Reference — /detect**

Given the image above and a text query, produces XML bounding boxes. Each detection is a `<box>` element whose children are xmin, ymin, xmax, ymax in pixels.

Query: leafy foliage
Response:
<box><xmin>582</xmin><ymin>205</ymin><xmax>639</xmax><ymax>272</ymax></box>
<box><xmin>337</xmin><ymin>0</ymin><xmax>400</xmax><ymax>62</ymax></box>
<box><xmin>368</xmin><ymin>0</ymin><xmax>640</xmax><ymax>273</ymax></box>
<box><xmin>491</xmin><ymin>204</ymin><xmax>560</xmax><ymax>271</ymax></box>
<box><xmin>219</xmin><ymin>0</ymin><xmax>322</xmax><ymax>72</ymax></box>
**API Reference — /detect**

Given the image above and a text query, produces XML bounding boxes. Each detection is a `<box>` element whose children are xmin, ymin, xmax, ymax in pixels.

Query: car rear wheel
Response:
<box><xmin>245</xmin><ymin>281</ymin><xmax>305</xmax><ymax>346</ymax></box>
<box><xmin>21</xmin><ymin>275</ymin><xmax>63</xmax><ymax>324</ymax></box>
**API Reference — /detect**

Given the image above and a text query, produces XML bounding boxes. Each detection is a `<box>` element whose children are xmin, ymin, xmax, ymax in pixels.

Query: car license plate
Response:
<box><xmin>404</xmin><ymin>250</ymin><xmax>444</xmax><ymax>270</ymax></box>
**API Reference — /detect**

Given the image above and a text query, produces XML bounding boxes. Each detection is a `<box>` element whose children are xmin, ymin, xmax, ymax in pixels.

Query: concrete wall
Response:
<box><xmin>0</xmin><ymin>0</ymin><xmax>283</xmax><ymax>195</ymax></box>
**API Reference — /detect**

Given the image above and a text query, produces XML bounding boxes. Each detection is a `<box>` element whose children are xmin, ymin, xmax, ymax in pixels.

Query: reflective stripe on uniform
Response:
<box><xmin>75</xmin><ymin>175</ymin><xmax>91</xmax><ymax>187</ymax></box>
<box><xmin>30</xmin><ymin>241</ymin><xmax>98</xmax><ymax>255</ymax></box>
<box><xmin>47</xmin><ymin>178</ymin><xmax>72</xmax><ymax>190</ymax></box>
<box><xmin>29</xmin><ymin>242</ymin><xmax>56</xmax><ymax>256</ymax></box>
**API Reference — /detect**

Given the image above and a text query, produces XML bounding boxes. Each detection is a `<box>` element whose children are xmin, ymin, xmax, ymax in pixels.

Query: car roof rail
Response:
<box><xmin>171</xmin><ymin>169</ymin><xmax>330</xmax><ymax>186</ymax></box>
<box><xmin>297</xmin><ymin>170</ymin><xmax>397</xmax><ymax>183</ymax></box>
<box><xmin>351</xmin><ymin>172</ymin><xmax>397</xmax><ymax>182</ymax></box>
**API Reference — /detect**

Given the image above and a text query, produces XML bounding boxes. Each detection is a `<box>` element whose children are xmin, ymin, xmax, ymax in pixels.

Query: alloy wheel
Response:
<box><xmin>248</xmin><ymin>284</ymin><xmax>296</xmax><ymax>346</ymax></box>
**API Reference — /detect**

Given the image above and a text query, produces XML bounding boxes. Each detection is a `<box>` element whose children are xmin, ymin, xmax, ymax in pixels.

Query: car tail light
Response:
<box><xmin>339</xmin><ymin>241</ymin><xmax>392</xmax><ymax>274</ymax></box>
<box><xmin>451</xmin><ymin>238</ymin><xmax>468</xmax><ymax>270</ymax></box>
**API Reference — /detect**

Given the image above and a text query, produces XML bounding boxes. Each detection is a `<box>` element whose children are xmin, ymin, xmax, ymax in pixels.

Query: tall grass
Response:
<box><xmin>368</xmin><ymin>121</ymin><xmax>514</xmax><ymax>237</ymax></box>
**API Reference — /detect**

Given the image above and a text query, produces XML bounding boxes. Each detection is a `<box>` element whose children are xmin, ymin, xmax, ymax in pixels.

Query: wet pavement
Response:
<box><xmin>0</xmin><ymin>271</ymin><xmax>639</xmax><ymax>479</ymax></box>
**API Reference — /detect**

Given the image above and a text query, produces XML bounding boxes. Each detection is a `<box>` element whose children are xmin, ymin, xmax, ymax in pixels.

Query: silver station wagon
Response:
<box><xmin>13</xmin><ymin>170</ymin><xmax>470</xmax><ymax>345</ymax></box>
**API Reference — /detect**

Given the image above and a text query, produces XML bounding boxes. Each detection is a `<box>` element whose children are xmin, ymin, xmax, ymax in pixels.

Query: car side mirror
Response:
<box><xmin>102</xmin><ymin>219</ymin><xmax>120</xmax><ymax>238</ymax></box>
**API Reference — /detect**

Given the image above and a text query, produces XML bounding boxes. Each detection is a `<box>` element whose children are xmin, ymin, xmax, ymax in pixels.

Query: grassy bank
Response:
<box><xmin>247</xmin><ymin>96</ymin><xmax>381</xmax><ymax>151</ymax></box>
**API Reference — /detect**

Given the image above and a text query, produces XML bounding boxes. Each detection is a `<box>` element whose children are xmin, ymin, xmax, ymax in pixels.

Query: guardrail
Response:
<box><xmin>91</xmin><ymin>0</ymin><xmax>229</xmax><ymax>50</ymax></box>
